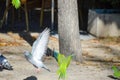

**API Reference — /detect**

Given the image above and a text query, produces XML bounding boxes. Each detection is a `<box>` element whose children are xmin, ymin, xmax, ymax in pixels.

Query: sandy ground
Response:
<box><xmin>0</xmin><ymin>32</ymin><xmax>120</xmax><ymax>80</ymax></box>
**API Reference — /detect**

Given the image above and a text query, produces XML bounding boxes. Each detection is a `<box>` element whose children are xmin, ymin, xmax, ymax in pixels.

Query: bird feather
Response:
<box><xmin>31</xmin><ymin>28</ymin><xmax>50</xmax><ymax>61</ymax></box>
<box><xmin>54</xmin><ymin>52</ymin><xmax>73</xmax><ymax>79</ymax></box>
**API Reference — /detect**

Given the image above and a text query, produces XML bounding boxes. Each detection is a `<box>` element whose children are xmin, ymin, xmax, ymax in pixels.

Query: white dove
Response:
<box><xmin>24</xmin><ymin>28</ymin><xmax>50</xmax><ymax>72</ymax></box>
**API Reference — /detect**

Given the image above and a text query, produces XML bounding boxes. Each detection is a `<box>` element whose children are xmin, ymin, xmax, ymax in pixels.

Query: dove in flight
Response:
<box><xmin>24</xmin><ymin>28</ymin><xmax>50</xmax><ymax>72</ymax></box>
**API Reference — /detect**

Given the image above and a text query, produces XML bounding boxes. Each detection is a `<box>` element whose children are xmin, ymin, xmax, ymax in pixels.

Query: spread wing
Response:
<box><xmin>31</xmin><ymin>28</ymin><xmax>50</xmax><ymax>60</ymax></box>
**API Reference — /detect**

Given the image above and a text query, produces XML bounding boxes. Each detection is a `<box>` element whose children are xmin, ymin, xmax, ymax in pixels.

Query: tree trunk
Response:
<box><xmin>58</xmin><ymin>0</ymin><xmax>83</xmax><ymax>62</ymax></box>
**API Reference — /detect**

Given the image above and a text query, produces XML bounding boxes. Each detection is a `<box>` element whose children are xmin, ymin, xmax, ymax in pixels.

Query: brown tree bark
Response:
<box><xmin>58</xmin><ymin>0</ymin><xmax>83</xmax><ymax>62</ymax></box>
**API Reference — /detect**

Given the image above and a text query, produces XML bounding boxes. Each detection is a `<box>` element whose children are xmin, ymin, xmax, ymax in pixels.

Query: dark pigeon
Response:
<box><xmin>0</xmin><ymin>54</ymin><xmax>13</xmax><ymax>71</ymax></box>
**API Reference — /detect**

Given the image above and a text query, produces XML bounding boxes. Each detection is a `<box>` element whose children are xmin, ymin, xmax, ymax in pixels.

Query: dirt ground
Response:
<box><xmin>0</xmin><ymin>32</ymin><xmax>120</xmax><ymax>80</ymax></box>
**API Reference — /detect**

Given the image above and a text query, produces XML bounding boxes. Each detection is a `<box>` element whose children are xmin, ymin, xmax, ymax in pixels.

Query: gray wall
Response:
<box><xmin>88</xmin><ymin>10</ymin><xmax>120</xmax><ymax>37</ymax></box>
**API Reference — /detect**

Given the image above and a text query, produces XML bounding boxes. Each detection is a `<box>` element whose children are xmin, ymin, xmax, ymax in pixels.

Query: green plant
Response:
<box><xmin>12</xmin><ymin>0</ymin><xmax>21</xmax><ymax>9</ymax></box>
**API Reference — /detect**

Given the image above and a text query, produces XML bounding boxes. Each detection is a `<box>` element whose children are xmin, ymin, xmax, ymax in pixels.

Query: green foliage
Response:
<box><xmin>12</xmin><ymin>0</ymin><xmax>21</xmax><ymax>9</ymax></box>
<box><xmin>112</xmin><ymin>66</ymin><xmax>120</xmax><ymax>79</ymax></box>
<box><xmin>57</xmin><ymin>53</ymin><xmax>73</xmax><ymax>80</ymax></box>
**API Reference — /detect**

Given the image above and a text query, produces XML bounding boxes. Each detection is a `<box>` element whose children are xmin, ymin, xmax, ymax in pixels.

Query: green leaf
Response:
<box><xmin>12</xmin><ymin>0</ymin><xmax>21</xmax><ymax>9</ymax></box>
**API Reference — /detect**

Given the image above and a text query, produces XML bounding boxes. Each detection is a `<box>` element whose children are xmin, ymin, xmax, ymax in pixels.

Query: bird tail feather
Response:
<box><xmin>43</xmin><ymin>65</ymin><xmax>50</xmax><ymax>72</ymax></box>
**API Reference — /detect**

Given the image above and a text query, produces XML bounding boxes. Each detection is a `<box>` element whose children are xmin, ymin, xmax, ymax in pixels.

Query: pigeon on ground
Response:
<box><xmin>0</xmin><ymin>53</ymin><xmax>13</xmax><ymax>70</ymax></box>
<box><xmin>24</xmin><ymin>28</ymin><xmax>50</xmax><ymax>72</ymax></box>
